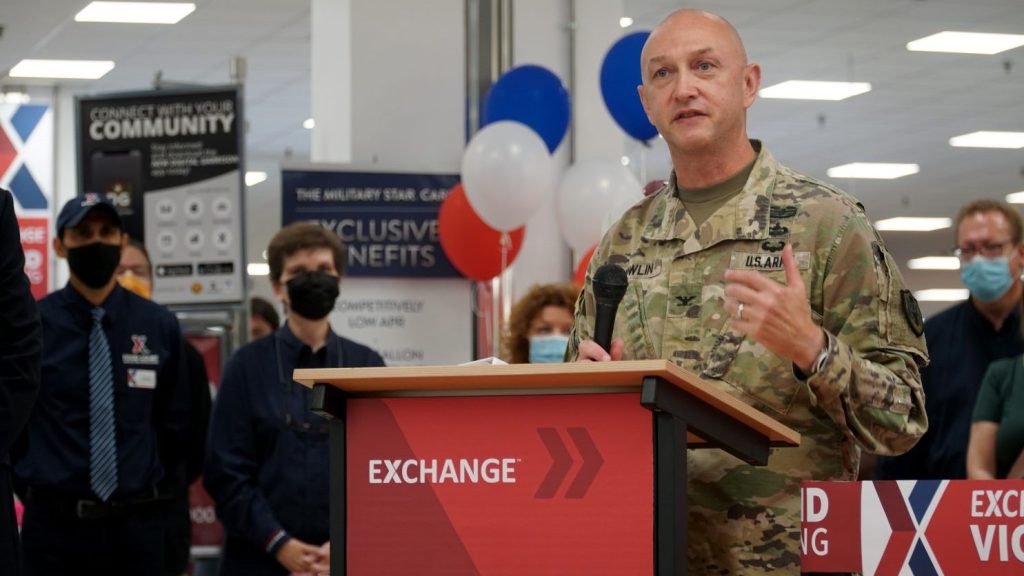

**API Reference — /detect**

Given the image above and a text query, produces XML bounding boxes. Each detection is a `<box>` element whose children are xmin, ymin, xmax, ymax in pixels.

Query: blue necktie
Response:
<box><xmin>89</xmin><ymin>307</ymin><xmax>118</xmax><ymax>501</ymax></box>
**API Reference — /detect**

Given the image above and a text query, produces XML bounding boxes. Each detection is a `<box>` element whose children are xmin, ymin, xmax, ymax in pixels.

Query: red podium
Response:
<box><xmin>294</xmin><ymin>360</ymin><xmax>799</xmax><ymax>576</ymax></box>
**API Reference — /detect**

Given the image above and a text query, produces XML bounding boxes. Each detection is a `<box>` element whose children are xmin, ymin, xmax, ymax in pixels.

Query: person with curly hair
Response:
<box><xmin>504</xmin><ymin>282</ymin><xmax>580</xmax><ymax>364</ymax></box>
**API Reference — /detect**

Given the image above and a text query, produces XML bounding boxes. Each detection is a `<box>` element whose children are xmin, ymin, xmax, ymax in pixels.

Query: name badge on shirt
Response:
<box><xmin>623</xmin><ymin>259</ymin><xmax>663</xmax><ymax>279</ymax></box>
<box><xmin>729</xmin><ymin>251</ymin><xmax>811</xmax><ymax>272</ymax></box>
<box><xmin>127</xmin><ymin>369</ymin><xmax>157</xmax><ymax>389</ymax></box>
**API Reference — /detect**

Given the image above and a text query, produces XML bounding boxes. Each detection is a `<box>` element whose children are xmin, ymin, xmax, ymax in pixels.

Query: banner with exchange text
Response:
<box><xmin>802</xmin><ymin>480</ymin><xmax>1024</xmax><ymax>575</ymax></box>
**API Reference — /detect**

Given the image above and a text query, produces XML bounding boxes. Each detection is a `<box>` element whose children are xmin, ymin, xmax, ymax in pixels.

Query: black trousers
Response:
<box><xmin>0</xmin><ymin>469</ymin><xmax>22</xmax><ymax>576</ymax></box>
<box><xmin>21</xmin><ymin>494</ymin><xmax>165</xmax><ymax>576</ymax></box>
<box><xmin>161</xmin><ymin>463</ymin><xmax>192</xmax><ymax>576</ymax></box>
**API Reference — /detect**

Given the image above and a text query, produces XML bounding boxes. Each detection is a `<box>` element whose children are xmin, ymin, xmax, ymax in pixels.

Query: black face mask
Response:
<box><xmin>286</xmin><ymin>271</ymin><xmax>340</xmax><ymax>320</ymax></box>
<box><xmin>67</xmin><ymin>242</ymin><xmax>122</xmax><ymax>289</ymax></box>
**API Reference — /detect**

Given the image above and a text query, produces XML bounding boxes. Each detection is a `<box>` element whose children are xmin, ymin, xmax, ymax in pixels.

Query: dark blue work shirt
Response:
<box><xmin>204</xmin><ymin>324</ymin><xmax>384</xmax><ymax>574</ymax></box>
<box><xmin>876</xmin><ymin>300</ymin><xmax>1023</xmax><ymax>480</ymax></box>
<box><xmin>14</xmin><ymin>284</ymin><xmax>191</xmax><ymax>498</ymax></box>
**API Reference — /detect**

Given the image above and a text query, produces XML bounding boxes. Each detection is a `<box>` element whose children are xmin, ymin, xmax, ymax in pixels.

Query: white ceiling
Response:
<box><xmin>0</xmin><ymin>0</ymin><xmax>312</xmax><ymax>158</ymax></box>
<box><xmin>3</xmin><ymin>0</ymin><xmax>1023</xmax><ymax>315</ymax></box>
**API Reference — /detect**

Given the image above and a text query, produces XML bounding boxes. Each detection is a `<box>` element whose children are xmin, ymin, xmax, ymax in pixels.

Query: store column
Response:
<box><xmin>310</xmin><ymin>0</ymin><xmax>352</xmax><ymax>163</ymax></box>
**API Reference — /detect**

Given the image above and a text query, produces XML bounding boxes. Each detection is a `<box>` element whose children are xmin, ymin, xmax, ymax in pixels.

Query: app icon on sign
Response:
<box><xmin>213</xmin><ymin>228</ymin><xmax>232</xmax><ymax>250</ymax></box>
<box><xmin>187</xmin><ymin>230</ymin><xmax>204</xmax><ymax>250</ymax></box>
<box><xmin>156</xmin><ymin>199</ymin><xmax>176</xmax><ymax>221</ymax></box>
<box><xmin>158</xmin><ymin>232</ymin><xmax>177</xmax><ymax>251</ymax></box>
<box><xmin>185</xmin><ymin>198</ymin><xmax>203</xmax><ymax>219</ymax></box>
<box><xmin>213</xmin><ymin>196</ymin><xmax>231</xmax><ymax>217</ymax></box>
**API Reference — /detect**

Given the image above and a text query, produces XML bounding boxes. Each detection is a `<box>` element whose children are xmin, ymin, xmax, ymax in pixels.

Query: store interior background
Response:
<box><xmin>3</xmin><ymin>0</ymin><xmax>1024</xmax><ymax>319</ymax></box>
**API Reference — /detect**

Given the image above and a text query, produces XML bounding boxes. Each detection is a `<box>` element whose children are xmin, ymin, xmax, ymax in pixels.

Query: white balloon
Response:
<box><xmin>556</xmin><ymin>160</ymin><xmax>643</xmax><ymax>251</ymax></box>
<box><xmin>461</xmin><ymin>122</ymin><xmax>559</xmax><ymax>232</ymax></box>
<box><xmin>600</xmin><ymin>186</ymin><xmax>647</xmax><ymax>237</ymax></box>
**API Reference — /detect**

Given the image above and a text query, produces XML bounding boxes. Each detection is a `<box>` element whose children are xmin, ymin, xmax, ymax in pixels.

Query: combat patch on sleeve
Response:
<box><xmin>901</xmin><ymin>289</ymin><xmax>924</xmax><ymax>337</ymax></box>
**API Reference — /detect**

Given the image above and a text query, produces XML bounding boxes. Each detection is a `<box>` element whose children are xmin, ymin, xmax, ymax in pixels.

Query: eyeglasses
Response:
<box><xmin>952</xmin><ymin>241</ymin><xmax>1013</xmax><ymax>260</ymax></box>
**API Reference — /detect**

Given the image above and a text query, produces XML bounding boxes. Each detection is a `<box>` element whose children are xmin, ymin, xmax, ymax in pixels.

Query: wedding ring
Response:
<box><xmin>736</xmin><ymin>302</ymin><xmax>744</xmax><ymax>321</ymax></box>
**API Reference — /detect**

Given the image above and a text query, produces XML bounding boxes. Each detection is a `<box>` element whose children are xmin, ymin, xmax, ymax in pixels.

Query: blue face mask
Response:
<box><xmin>528</xmin><ymin>334</ymin><xmax>569</xmax><ymax>364</ymax></box>
<box><xmin>961</xmin><ymin>256</ymin><xmax>1014</xmax><ymax>302</ymax></box>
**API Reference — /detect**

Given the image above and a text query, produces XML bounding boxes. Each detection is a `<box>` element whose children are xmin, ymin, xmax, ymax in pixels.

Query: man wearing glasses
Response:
<box><xmin>877</xmin><ymin>199</ymin><xmax>1024</xmax><ymax>480</ymax></box>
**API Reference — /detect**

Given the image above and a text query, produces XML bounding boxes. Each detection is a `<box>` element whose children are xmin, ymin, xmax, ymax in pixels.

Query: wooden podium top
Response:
<box><xmin>294</xmin><ymin>359</ymin><xmax>799</xmax><ymax>448</ymax></box>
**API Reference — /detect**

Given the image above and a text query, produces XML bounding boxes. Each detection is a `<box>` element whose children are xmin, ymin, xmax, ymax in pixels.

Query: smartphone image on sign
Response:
<box><xmin>91</xmin><ymin>149</ymin><xmax>144</xmax><ymax>240</ymax></box>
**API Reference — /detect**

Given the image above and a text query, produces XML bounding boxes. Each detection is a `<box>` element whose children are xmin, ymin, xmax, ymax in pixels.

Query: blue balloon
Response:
<box><xmin>482</xmin><ymin>65</ymin><xmax>571</xmax><ymax>154</ymax></box>
<box><xmin>600</xmin><ymin>31</ymin><xmax>658</xmax><ymax>142</ymax></box>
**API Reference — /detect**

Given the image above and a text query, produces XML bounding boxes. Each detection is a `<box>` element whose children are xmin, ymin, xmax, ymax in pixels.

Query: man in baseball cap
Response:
<box><xmin>52</xmin><ymin>193</ymin><xmax>125</xmax><ymax>289</ymax></box>
<box><xmin>55</xmin><ymin>192</ymin><xmax>121</xmax><ymax>234</ymax></box>
<box><xmin>14</xmin><ymin>193</ymin><xmax>193</xmax><ymax>574</ymax></box>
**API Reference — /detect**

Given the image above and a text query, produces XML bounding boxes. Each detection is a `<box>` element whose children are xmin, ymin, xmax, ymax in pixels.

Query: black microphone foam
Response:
<box><xmin>592</xmin><ymin>264</ymin><xmax>628</xmax><ymax>353</ymax></box>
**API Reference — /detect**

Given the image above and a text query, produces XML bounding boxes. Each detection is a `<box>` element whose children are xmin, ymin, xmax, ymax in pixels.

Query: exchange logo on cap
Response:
<box><xmin>56</xmin><ymin>192</ymin><xmax>122</xmax><ymax>234</ymax></box>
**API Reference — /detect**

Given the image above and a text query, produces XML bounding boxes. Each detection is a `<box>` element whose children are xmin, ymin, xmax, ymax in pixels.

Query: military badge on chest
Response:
<box><xmin>768</xmin><ymin>222</ymin><xmax>790</xmax><ymax>238</ymax></box>
<box><xmin>669</xmin><ymin>291</ymin><xmax>700</xmax><ymax>318</ymax></box>
<box><xmin>769</xmin><ymin>205</ymin><xmax>798</xmax><ymax>220</ymax></box>
<box><xmin>757</xmin><ymin>204</ymin><xmax>798</xmax><ymax>255</ymax></box>
<box><xmin>764</xmin><ymin>204</ymin><xmax>798</xmax><ymax>247</ymax></box>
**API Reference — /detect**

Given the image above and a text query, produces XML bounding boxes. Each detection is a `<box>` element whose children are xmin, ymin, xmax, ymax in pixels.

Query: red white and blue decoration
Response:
<box><xmin>2</xmin><ymin>101</ymin><xmax>53</xmax><ymax>299</ymax></box>
<box><xmin>1</xmin><ymin>102</ymin><xmax>52</xmax><ymax>213</ymax></box>
<box><xmin>802</xmin><ymin>480</ymin><xmax>1024</xmax><ymax>575</ymax></box>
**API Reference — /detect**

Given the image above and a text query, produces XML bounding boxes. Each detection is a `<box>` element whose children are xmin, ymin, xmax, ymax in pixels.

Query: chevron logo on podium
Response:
<box><xmin>534</xmin><ymin>427</ymin><xmax>604</xmax><ymax>499</ymax></box>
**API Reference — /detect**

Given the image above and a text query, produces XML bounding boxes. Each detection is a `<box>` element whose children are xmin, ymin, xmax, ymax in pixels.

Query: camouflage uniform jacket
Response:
<box><xmin>566</xmin><ymin>142</ymin><xmax>929</xmax><ymax>575</ymax></box>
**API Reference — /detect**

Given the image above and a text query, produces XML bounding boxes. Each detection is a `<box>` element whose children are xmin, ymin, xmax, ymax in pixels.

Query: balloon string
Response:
<box><xmin>500</xmin><ymin>232</ymin><xmax>510</xmax><ymax>275</ymax></box>
<box><xmin>493</xmin><ymin>232</ymin><xmax>512</xmax><ymax>358</ymax></box>
<box><xmin>471</xmin><ymin>281</ymin><xmax>488</xmax><ymax>317</ymax></box>
<box><xmin>481</xmin><ymin>278</ymin><xmax>493</xmax><ymax>356</ymax></box>
<box><xmin>500</xmin><ymin>230</ymin><xmax>513</xmax><ymax>326</ymax></box>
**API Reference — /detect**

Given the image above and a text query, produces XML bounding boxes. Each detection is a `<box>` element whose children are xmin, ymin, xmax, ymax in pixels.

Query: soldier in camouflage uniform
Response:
<box><xmin>567</xmin><ymin>9</ymin><xmax>928</xmax><ymax>575</ymax></box>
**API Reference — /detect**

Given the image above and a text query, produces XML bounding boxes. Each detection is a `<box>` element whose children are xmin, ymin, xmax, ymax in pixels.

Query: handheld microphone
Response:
<box><xmin>591</xmin><ymin>264</ymin><xmax>628</xmax><ymax>353</ymax></box>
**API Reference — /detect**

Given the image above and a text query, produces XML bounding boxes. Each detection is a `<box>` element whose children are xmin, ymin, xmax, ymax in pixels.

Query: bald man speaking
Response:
<box><xmin>567</xmin><ymin>10</ymin><xmax>929</xmax><ymax>574</ymax></box>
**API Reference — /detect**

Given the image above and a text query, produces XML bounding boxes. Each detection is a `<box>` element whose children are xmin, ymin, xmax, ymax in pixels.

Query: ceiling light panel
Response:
<box><xmin>907</xmin><ymin>31</ymin><xmax>1024</xmax><ymax>55</ymax></box>
<box><xmin>75</xmin><ymin>2</ymin><xmax>196</xmax><ymax>24</ymax></box>
<box><xmin>874</xmin><ymin>217</ymin><xmax>952</xmax><ymax>232</ymax></box>
<box><xmin>759</xmin><ymin>80</ymin><xmax>871</xmax><ymax>101</ymax></box>
<box><xmin>9</xmin><ymin>59</ymin><xmax>115</xmax><ymax>80</ymax></box>
<box><xmin>826</xmin><ymin>163</ymin><xmax>920</xmax><ymax>179</ymax></box>
<box><xmin>914</xmin><ymin>289</ymin><xmax>969</xmax><ymax>302</ymax></box>
<box><xmin>1005</xmin><ymin>191</ymin><xmax>1024</xmax><ymax>204</ymax></box>
<box><xmin>0</xmin><ymin>91</ymin><xmax>31</xmax><ymax>104</ymax></box>
<box><xmin>247</xmin><ymin>263</ymin><xmax>270</xmax><ymax>276</ymax></box>
<box><xmin>949</xmin><ymin>131</ymin><xmax>1024</xmax><ymax>149</ymax></box>
<box><xmin>907</xmin><ymin>257</ymin><xmax>960</xmax><ymax>270</ymax></box>
<box><xmin>245</xmin><ymin>171</ymin><xmax>268</xmax><ymax>187</ymax></box>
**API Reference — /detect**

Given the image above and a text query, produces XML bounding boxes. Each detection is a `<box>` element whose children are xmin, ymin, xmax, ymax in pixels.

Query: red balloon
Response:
<box><xmin>574</xmin><ymin>245</ymin><xmax>596</xmax><ymax>287</ymax></box>
<box><xmin>439</xmin><ymin>183</ymin><xmax>525</xmax><ymax>281</ymax></box>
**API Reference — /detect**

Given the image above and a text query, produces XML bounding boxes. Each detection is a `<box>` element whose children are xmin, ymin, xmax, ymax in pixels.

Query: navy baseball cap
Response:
<box><xmin>56</xmin><ymin>192</ymin><xmax>122</xmax><ymax>235</ymax></box>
